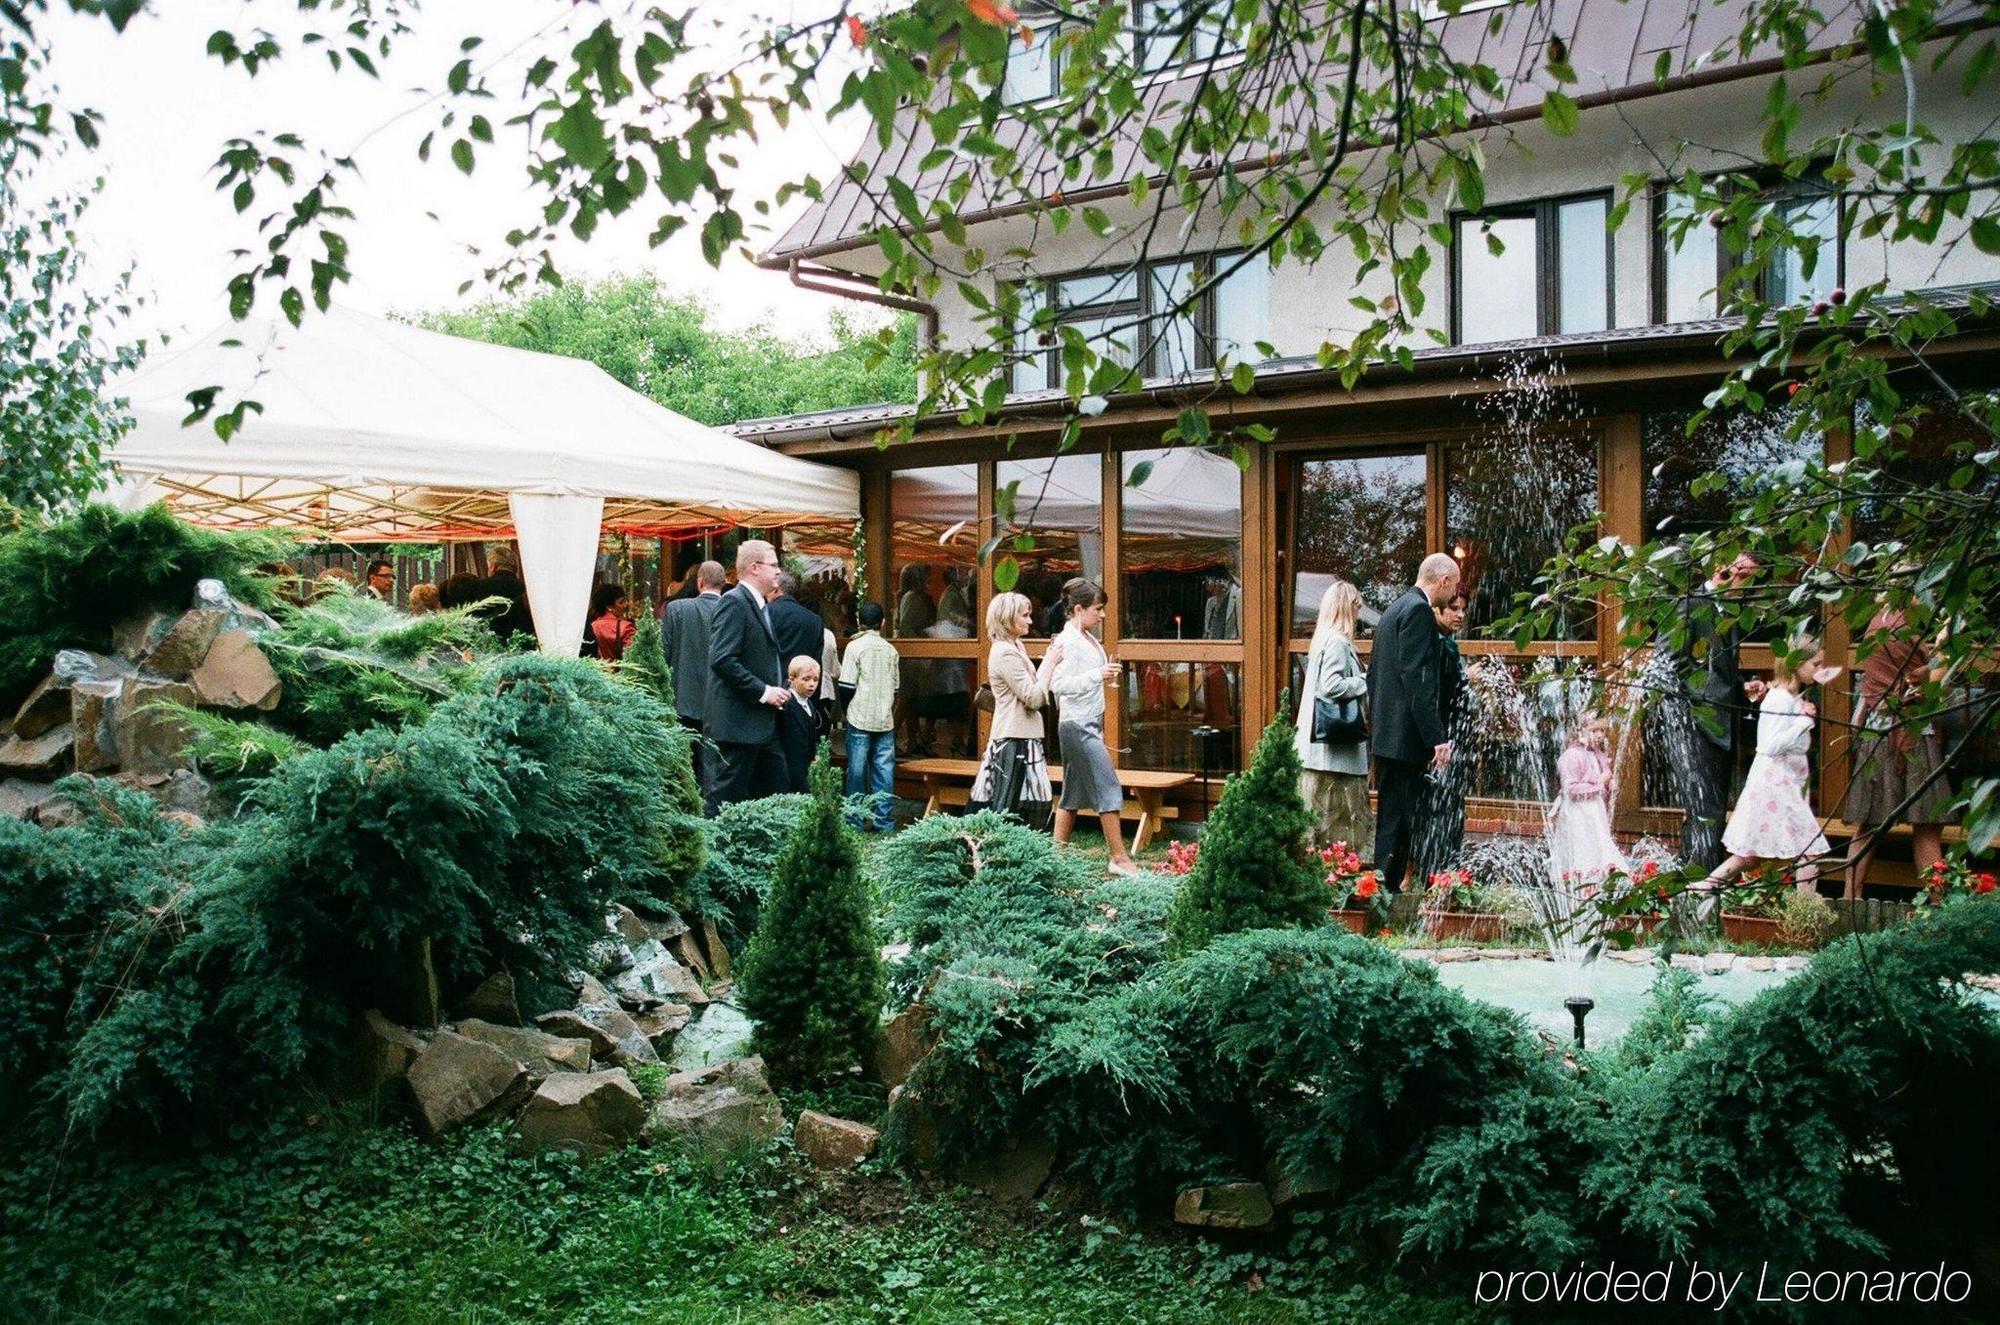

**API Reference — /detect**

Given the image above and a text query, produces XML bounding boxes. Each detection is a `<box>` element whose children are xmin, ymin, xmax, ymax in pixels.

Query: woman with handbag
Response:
<box><xmin>1044</xmin><ymin>579</ymin><xmax>1140</xmax><ymax>876</ymax></box>
<box><xmin>967</xmin><ymin>591</ymin><xmax>1057</xmax><ymax>831</ymax></box>
<box><xmin>1295</xmin><ymin>580</ymin><xmax>1372</xmax><ymax>856</ymax></box>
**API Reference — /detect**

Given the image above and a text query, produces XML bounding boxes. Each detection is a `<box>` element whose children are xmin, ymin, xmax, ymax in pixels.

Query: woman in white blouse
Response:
<box><xmin>1044</xmin><ymin>580</ymin><xmax>1138</xmax><ymax>876</ymax></box>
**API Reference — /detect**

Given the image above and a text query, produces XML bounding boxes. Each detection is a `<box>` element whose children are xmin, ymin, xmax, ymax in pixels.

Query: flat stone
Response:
<box><xmin>141</xmin><ymin>609</ymin><xmax>227</xmax><ymax>680</ymax></box>
<box><xmin>190</xmin><ymin>630</ymin><xmax>282</xmax><ymax>710</ymax></box>
<box><xmin>1174</xmin><ymin>1182</ymin><xmax>1275</xmax><ymax>1229</ymax></box>
<box><xmin>1670</xmin><ymin>954</ymin><xmax>1705</xmax><ymax>972</ymax></box>
<box><xmin>1742</xmin><ymin>956</ymin><xmax>1775</xmax><ymax>972</ymax></box>
<box><xmin>1432</xmin><ymin>947</ymin><xmax>1478</xmax><ymax>963</ymax></box>
<box><xmin>795</xmin><ymin>1111</ymin><xmax>879</xmax><ymax>1169</ymax></box>
<box><xmin>543</xmin><ymin>1002</ymin><xmax>658</xmax><ymax>1067</ymax></box>
<box><xmin>514</xmin><ymin>1069</ymin><xmax>645</xmax><ymax>1158</ymax></box>
<box><xmin>0</xmin><ymin>778</ymin><xmax>60</xmax><ymax>821</ymax></box>
<box><xmin>537</xmin><ymin>1010</ymin><xmax>616</xmax><ymax>1059</ymax></box>
<box><xmin>1702</xmin><ymin>953</ymin><xmax>1736</xmax><ymax>975</ymax></box>
<box><xmin>405</xmin><ymin>1030</ymin><xmax>529</xmax><ymax>1137</ymax></box>
<box><xmin>871</xmin><ymin>1001</ymin><xmax>934</xmax><ymax>1091</ymax></box>
<box><xmin>10</xmin><ymin>676</ymin><xmax>71</xmax><ymax>740</ymax></box>
<box><xmin>0</xmin><ymin>724</ymin><xmax>73</xmax><ymax>779</ymax></box>
<box><xmin>347</xmin><ymin>1009</ymin><xmax>425</xmax><ymax>1097</ymax></box>
<box><xmin>647</xmin><ymin>1056</ymin><xmax>782</xmax><ymax>1160</ymax></box>
<box><xmin>70</xmin><ymin>680</ymin><xmax>122</xmax><ymax>773</ymax></box>
<box><xmin>456</xmin><ymin>970</ymin><xmax>522</xmax><ymax>1027</ymax></box>
<box><xmin>456</xmin><ymin>1018</ymin><xmax>593</xmax><ymax>1079</ymax></box>
<box><xmin>113</xmin><ymin>680</ymin><xmax>195</xmax><ymax>774</ymax></box>
<box><xmin>1609</xmin><ymin>946</ymin><xmax>1656</xmax><ymax>964</ymax></box>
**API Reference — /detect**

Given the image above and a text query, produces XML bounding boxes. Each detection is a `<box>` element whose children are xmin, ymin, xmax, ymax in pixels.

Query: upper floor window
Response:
<box><xmin>1451</xmin><ymin>192</ymin><xmax>1612</xmax><ymax>344</ymax></box>
<box><xmin>1009</xmin><ymin>252</ymin><xmax>1269</xmax><ymax>393</ymax></box>
<box><xmin>1652</xmin><ymin>170</ymin><xmax>1844</xmax><ymax>322</ymax></box>
<box><xmin>1002</xmin><ymin>1</ymin><xmax>1241</xmax><ymax>106</ymax></box>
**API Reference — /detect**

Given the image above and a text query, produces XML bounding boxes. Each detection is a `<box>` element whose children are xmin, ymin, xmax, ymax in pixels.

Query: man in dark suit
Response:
<box><xmin>663</xmin><ymin>560</ymin><xmax>727</xmax><ymax>807</ymax></box>
<box><xmin>706</xmin><ymin>540</ymin><xmax>791</xmax><ymax>812</ymax></box>
<box><xmin>1662</xmin><ymin>552</ymin><xmax>1765</xmax><ymax>872</ymax></box>
<box><xmin>766</xmin><ymin>570</ymin><xmax>825</xmax><ymax>682</ymax></box>
<box><xmin>1367</xmin><ymin>553</ymin><xmax>1461</xmax><ymax>893</ymax></box>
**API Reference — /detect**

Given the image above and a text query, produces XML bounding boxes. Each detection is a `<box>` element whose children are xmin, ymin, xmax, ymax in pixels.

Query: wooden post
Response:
<box><xmin>1240</xmin><ymin>444</ymin><xmax>1275</xmax><ymax>771</ymax></box>
<box><xmin>1819</xmin><ymin>419</ymin><xmax>1855</xmax><ymax>823</ymax></box>
<box><xmin>1101</xmin><ymin>447</ymin><xmax>1126</xmax><ymax>765</ymax></box>
<box><xmin>1601</xmin><ymin>414</ymin><xmax>1647</xmax><ymax>828</ymax></box>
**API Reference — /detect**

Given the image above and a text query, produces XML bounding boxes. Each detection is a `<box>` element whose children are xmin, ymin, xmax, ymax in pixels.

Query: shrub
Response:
<box><xmin>618</xmin><ymin>611</ymin><xmax>706</xmax><ymax>897</ymax></box>
<box><xmin>686</xmin><ymin>793</ymin><xmax>813</xmax><ymax>948</ymax></box>
<box><xmin>1165</xmin><ymin>707</ymin><xmax>1322</xmax><ymax>955</ymax></box>
<box><xmin>259</xmin><ymin>592</ymin><xmax>492</xmax><ymax>745</ymax></box>
<box><xmin>738</xmin><ymin>752</ymin><xmax>885</xmax><ymax>1083</ymax></box>
<box><xmin>1774</xmin><ymin>887</ymin><xmax>1837</xmax><ymax>949</ymax></box>
<box><xmin>0</xmin><ymin>503</ymin><xmax>281</xmax><ymax>708</ymax></box>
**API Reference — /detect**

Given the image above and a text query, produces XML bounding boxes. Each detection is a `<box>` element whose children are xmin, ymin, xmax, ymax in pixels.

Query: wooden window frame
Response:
<box><xmin>1449</xmin><ymin>189</ymin><xmax>1615</xmax><ymax>344</ymax></box>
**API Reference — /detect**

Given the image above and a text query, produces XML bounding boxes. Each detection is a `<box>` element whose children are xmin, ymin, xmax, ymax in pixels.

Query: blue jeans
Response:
<box><xmin>845</xmin><ymin>727</ymin><xmax>896</xmax><ymax>831</ymax></box>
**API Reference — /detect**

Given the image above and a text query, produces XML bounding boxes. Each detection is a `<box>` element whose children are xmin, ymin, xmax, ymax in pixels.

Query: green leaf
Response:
<box><xmin>1541</xmin><ymin>90</ymin><xmax>1579</xmax><ymax>137</ymax></box>
<box><xmin>1971</xmin><ymin>216</ymin><xmax>2000</xmax><ymax>256</ymax></box>
<box><xmin>1126</xmin><ymin>459</ymin><xmax>1155</xmax><ymax>488</ymax></box>
<box><xmin>450</xmin><ymin>140</ymin><xmax>474</xmax><ymax>174</ymax></box>
<box><xmin>994</xmin><ymin>555</ymin><xmax>1020</xmax><ymax>592</ymax></box>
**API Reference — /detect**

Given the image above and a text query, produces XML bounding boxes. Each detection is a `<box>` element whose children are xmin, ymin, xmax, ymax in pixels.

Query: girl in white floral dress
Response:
<box><xmin>1699</xmin><ymin>639</ymin><xmax>1840</xmax><ymax>894</ymax></box>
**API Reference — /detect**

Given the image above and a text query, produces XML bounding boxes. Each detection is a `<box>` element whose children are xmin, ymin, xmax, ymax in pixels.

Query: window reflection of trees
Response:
<box><xmin>1643</xmin><ymin>405</ymin><xmax>1817</xmax><ymax>538</ymax></box>
<box><xmin>1291</xmin><ymin>453</ymin><xmax>1426</xmax><ymax>635</ymax></box>
<box><xmin>1445</xmin><ymin>431</ymin><xmax>1598</xmax><ymax>639</ymax></box>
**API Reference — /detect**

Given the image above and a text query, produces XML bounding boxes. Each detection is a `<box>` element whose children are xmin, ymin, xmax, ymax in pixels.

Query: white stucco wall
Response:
<box><xmin>887</xmin><ymin>51</ymin><xmax>1999</xmax><ymax>370</ymax></box>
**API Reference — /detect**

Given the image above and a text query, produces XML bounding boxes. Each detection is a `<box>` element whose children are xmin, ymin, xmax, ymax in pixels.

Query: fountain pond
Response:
<box><xmin>1417</xmin><ymin>952</ymin><xmax>1798</xmax><ymax>1045</ymax></box>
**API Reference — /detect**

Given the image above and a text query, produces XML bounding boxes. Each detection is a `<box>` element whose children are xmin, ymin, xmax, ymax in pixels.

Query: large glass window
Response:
<box><xmin>1010</xmin><ymin>252</ymin><xmax>1270</xmax><ymax>391</ymax></box>
<box><xmin>1642</xmin><ymin>406</ymin><xmax>1820</xmax><ymax>538</ymax></box>
<box><xmin>1290</xmin><ymin>452</ymin><xmax>1428</xmax><ymax>635</ymax></box>
<box><xmin>1853</xmin><ymin>393</ymin><xmax>1982</xmax><ymax>547</ymax></box>
<box><xmin>1120</xmin><ymin>447</ymin><xmax>1243</xmax><ymax>639</ymax></box>
<box><xmin>1453</xmin><ymin>193</ymin><xmax>1611</xmax><ymax>344</ymax></box>
<box><xmin>1123</xmin><ymin>661</ymin><xmax>1242</xmax><ymax>774</ymax></box>
<box><xmin>888</xmin><ymin>465</ymin><xmax>980</xmax><ymax>640</ymax></box>
<box><xmin>1444</xmin><ymin>431</ymin><xmax>1599</xmax><ymax>639</ymax></box>
<box><xmin>1003</xmin><ymin>2</ymin><xmax>1239</xmax><ymax>107</ymax></box>
<box><xmin>996</xmin><ymin>453</ymin><xmax>1104</xmax><ymax>637</ymax></box>
<box><xmin>1652</xmin><ymin>170</ymin><xmax>1844</xmax><ymax>320</ymax></box>
<box><xmin>1135</xmin><ymin>0</ymin><xmax>1236</xmax><ymax>70</ymax></box>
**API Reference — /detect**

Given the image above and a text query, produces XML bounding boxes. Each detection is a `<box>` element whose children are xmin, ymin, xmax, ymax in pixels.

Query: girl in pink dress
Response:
<box><xmin>1701</xmin><ymin>640</ymin><xmax>1840</xmax><ymax>893</ymax></box>
<box><xmin>1548</xmin><ymin>715</ymin><xmax>1627</xmax><ymax>887</ymax></box>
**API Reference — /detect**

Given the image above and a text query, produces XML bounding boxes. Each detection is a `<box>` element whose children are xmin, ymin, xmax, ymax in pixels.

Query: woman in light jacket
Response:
<box><xmin>968</xmin><ymin>590</ymin><xmax>1056</xmax><ymax>830</ymax></box>
<box><xmin>1044</xmin><ymin>579</ymin><xmax>1139</xmax><ymax>875</ymax></box>
<box><xmin>1294</xmin><ymin>579</ymin><xmax>1373</xmax><ymax>857</ymax></box>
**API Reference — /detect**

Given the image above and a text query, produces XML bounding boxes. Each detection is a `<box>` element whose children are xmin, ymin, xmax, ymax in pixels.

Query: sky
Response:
<box><xmin>36</xmin><ymin>0</ymin><xmax>882</xmax><ymax>349</ymax></box>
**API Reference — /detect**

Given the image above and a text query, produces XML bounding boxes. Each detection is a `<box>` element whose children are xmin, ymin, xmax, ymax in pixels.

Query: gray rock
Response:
<box><xmin>455</xmin><ymin>1018</ymin><xmax>593</xmax><ymax>1079</ymax></box>
<box><xmin>1702</xmin><ymin>952</ymin><xmax>1736</xmax><ymax>976</ymax></box>
<box><xmin>10</xmin><ymin>676</ymin><xmax>72</xmax><ymax>741</ymax></box>
<box><xmin>192</xmin><ymin>578</ymin><xmax>279</xmax><ymax>633</ymax></box>
<box><xmin>1670</xmin><ymin>953</ymin><xmax>1705</xmax><ymax>972</ymax></box>
<box><xmin>614</xmin><ymin>940</ymin><xmax>708</xmax><ymax>1009</ymax></box>
<box><xmin>0</xmin><ymin>724</ymin><xmax>73</xmax><ymax>779</ymax></box>
<box><xmin>795</xmin><ymin>1111</ymin><xmax>879</xmax><ymax>1169</ymax></box>
<box><xmin>513</xmin><ymin>1069</ymin><xmax>645</xmax><ymax>1158</ymax></box>
<box><xmin>1742</xmin><ymin>955</ymin><xmax>1775</xmax><ymax>972</ymax></box>
<box><xmin>113</xmin><ymin>679</ymin><xmax>195</xmax><ymax>774</ymax></box>
<box><xmin>190</xmin><ymin>629</ymin><xmax>282</xmax><ymax>710</ymax></box>
<box><xmin>1174</xmin><ymin>1182</ymin><xmax>1275</xmax><ymax>1229</ymax></box>
<box><xmin>585</xmin><ymin>937</ymin><xmax>633</xmax><ymax>978</ymax></box>
<box><xmin>0</xmin><ymin>778</ymin><xmax>60</xmax><ymax>821</ymax></box>
<box><xmin>647</xmin><ymin>1056</ymin><xmax>783</xmax><ymax>1160</ymax></box>
<box><xmin>632</xmin><ymin>1004</ymin><xmax>692</xmax><ymax>1053</ymax></box>
<box><xmin>348</xmin><ymin>1009</ymin><xmax>426</xmax><ymax>1096</ymax></box>
<box><xmin>457</xmin><ymin>970</ymin><xmax>522</xmax><ymax>1027</ymax></box>
<box><xmin>141</xmin><ymin>609</ymin><xmax>227</xmax><ymax>680</ymax></box>
<box><xmin>542</xmin><ymin>1003</ymin><xmax>657</xmax><ymax>1067</ymax></box>
<box><xmin>70</xmin><ymin>679</ymin><xmax>122</xmax><ymax>773</ymax></box>
<box><xmin>405</xmin><ymin>1030</ymin><xmax>529</xmax><ymax>1136</ymax></box>
<box><xmin>871</xmin><ymin>1001</ymin><xmax>934</xmax><ymax>1091</ymax></box>
<box><xmin>147</xmin><ymin>768</ymin><xmax>215</xmax><ymax>818</ymax></box>
<box><xmin>536</xmin><ymin>1010</ymin><xmax>616</xmax><ymax>1059</ymax></box>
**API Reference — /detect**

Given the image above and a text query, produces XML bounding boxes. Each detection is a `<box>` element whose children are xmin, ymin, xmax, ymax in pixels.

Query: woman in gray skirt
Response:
<box><xmin>1045</xmin><ymin>580</ymin><xmax>1139</xmax><ymax>876</ymax></box>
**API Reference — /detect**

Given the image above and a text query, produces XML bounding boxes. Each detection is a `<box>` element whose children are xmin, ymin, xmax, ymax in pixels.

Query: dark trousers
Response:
<box><xmin>680</xmin><ymin>716</ymin><xmax>714</xmax><ymax>815</ymax></box>
<box><xmin>711</xmin><ymin>738</ymin><xmax>785</xmax><ymax>812</ymax></box>
<box><xmin>1681</xmin><ymin>738</ymin><xmax>1735</xmax><ymax>874</ymax></box>
<box><xmin>1374</xmin><ymin>756</ymin><xmax>1429</xmax><ymax>894</ymax></box>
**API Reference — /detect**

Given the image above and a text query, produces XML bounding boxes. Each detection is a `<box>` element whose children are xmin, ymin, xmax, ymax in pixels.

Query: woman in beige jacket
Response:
<box><xmin>967</xmin><ymin>590</ymin><xmax>1056</xmax><ymax>829</ymax></box>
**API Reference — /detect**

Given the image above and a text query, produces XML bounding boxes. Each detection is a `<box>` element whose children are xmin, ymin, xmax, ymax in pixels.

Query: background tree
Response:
<box><xmin>737</xmin><ymin>750</ymin><xmax>886</xmax><ymax>1082</ymax></box>
<box><xmin>418</xmin><ymin>275</ymin><xmax>919</xmax><ymax>425</ymax></box>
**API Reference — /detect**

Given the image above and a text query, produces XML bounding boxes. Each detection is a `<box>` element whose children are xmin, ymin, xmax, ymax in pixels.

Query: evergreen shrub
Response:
<box><xmin>259</xmin><ymin>592</ymin><xmax>492</xmax><ymax>745</ymax></box>
<box><xmin>1165</xmin><ymin>704</ymin><xmax>1323</xmax><ymax>955</ymax></box>
<box><xmin>0</xmin><ymin>503</ymin><xmax>281</xmax><ymax>707</ymax></box>
<box><xmin>738</xmin><ymin>753</ymin><xmax>885</xmax><ymax>1082</ymax></box>
<box><xmin>686</xmin><ymin>793</ymin><xmax>812</xmax><ymax>947</ymax></box>
<box><xmin>618</xmin><ymin>611</ymin><xmax>705</xmax><ymax>897</ymax></box>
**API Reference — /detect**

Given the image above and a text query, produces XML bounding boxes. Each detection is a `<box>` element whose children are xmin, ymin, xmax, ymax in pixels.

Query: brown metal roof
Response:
<box><xmin>760</xmin><ymin>0</ymin><xmax>1881</xmax><ymax>268</ymax></box>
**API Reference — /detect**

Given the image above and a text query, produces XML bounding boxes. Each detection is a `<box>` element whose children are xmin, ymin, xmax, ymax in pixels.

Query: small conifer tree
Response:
<box><xmin>738</xmin><ymin>747</ymin><xmax>886</xmax><ymax>1082</ymax></box>
<box><xmin>624</xmin><ymin>610</ymin><xmax>705</xmax><ymax>888</ymax></box>
<box><xmin>1165</xmin><ymin>697</ymin><xmax>1324</xmax><ymax>956</ymax></box>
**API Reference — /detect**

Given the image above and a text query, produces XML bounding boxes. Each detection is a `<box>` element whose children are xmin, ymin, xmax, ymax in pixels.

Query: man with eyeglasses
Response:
<box><xmin>705</xmin><ymin>539</ymin><xmax>792</xmax><ymax>811</ymax></box>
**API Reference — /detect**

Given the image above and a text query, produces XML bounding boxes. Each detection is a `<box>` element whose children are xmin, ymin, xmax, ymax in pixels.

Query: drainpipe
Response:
<box><xmin>787</xmin><ymin>258</ymin><xmax>940</xmax><ymax>351</ymax></box>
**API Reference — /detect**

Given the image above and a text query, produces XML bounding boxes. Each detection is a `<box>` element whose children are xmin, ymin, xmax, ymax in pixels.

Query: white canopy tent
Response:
<box><xmin>107</xmin><ymin>307</ymin><xmax>860</xmax><ymax>651</ymax></box>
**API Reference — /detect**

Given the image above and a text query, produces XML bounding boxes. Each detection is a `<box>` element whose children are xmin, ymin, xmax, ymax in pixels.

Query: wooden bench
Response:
<box><xmin>899</xmin><ymin>757</ymin><xmax>1194</xmax><ymax>853</ymax></box>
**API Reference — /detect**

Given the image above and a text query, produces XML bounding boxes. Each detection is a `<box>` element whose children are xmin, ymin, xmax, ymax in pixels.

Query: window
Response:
<box><xmin>1289</xmin><ymin>452</ymin><xmax>1428</xmax><ymax>635</ymax></box>
<box><xmin>1652</xmin><ymin>170</ymin><xmax>1845</xmax><ymax>321</ymax></box>
<box><xmin>1444</xmin><ymin>431</ymin><xmax>1599</xmax><ymax>639</ymax></box>
<box><xmin>888</xmin><ymin>465</ymin><xmax>979</xmax><ymax>640</ymax></box>
<box><xmin>995</xmin><ymin>453</ymin><xmax>1104</xmax><ymax>638</ymax></box>
<box><xmin>1120</xmin><ymin>447</ymin><xmax>1243</xmax><ymax>639</ymax></box>
<box><xmin>1002</xmin><ymin>2</ymin><xmax>1240</xmax><ymax>106</ymax></box>
<box><xmin>1452</xmin><ymin>193</ymin><xmax>1612</xmax><ymax>344</ymax></box>
<box><xmin>1011</xmin><ymin>253</ymin><xmax>1269</xmax><ymax>392</ymax></box>
<box><xmin>1123</xmin><ymin>661</ymin><xmax>1242</xmax><ymax>775</ymax></box>
<box><xmin>1641</xmin><ymin>406</ymin><xmax>1819</xmax><ymax>538</ymax></box>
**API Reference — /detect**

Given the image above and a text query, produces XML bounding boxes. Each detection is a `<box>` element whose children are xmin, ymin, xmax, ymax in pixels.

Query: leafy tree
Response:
<box><xmin>419</xmin><ymin>275</ymin><xmax>919</xmax><ymax>425</ymax></box>
<box><xmin>1165</xmin><ymin>702</ymin><xmax>1324</xmax><ymax>955</ymax></box>
<box><xmin>737</xmin><ymin>751</ymin><xmax>885</xmax><ymax>1083</ymax></box>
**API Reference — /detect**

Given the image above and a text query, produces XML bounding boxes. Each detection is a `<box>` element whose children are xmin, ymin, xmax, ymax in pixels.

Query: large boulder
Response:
<box><xmin>192</xmin><ymin>577</ymin><xmax>279</xmax><ymax>633</ymax></box>
<box><xmin>405</xmin><ymin>1030</ymin><xmax>528</xmax><ymax>1136</ymax></box>
<box><xmin>111</xmin><ymin>611</ymin><xmax>174</xmax><ymax>662</ymax></box>
<box><xmin>0</xmin><ymin>779</ymin><xmax>59</xmax><ymax>822</ymax></box>
<box><xmin>646</xmin><ymin>1056</ymin><xmax>783</xmax><ymax>1161</ymax></box>
<box><xmin>190</xmin><ymin>630</ymin><xmax>282</xmax><ymax>710</ymax></box>
<box><xmin>112</xmin><ymin>679</ymin><xmax>195</xmax><ymax>774</ymax></box>
<box><xmin>632</xmin><ymin>1005</ymin><xmax>692</xmax><ymax>1055</ymax></box>
<box><xmin>871</xmin><ymin>1000</ymin><xmax>935</xmax><ymax>1091</ymax></box>
<box><xmin>699</xmin><ymin>917</ymin><xmax>732</xmax><ymax>980</ymax></box>
<box><xmin>347</xmin><ymin>1009</ymin><xmax>426</xmax><ymax>1097</ymax></box>
<box><xmin>10</xmin><ymin>676</ymin><xmax>71</xmax><ymax>741</ymax></box>
<box><xmin>1173</xmin><ymin>1183</ymin><xmax>1275</xmax><ymax>1230</ymax></box>
<box><xmin>795</xmin><ymin>1111</ymin><xmax>879</xmax><ymax>1169</ymax></box>
<box><xmin>0</xmin><ymin>724</ymin><xmax>73</xmax><ymax>780</ymax></box>
<box><xmin>70</xmin><ymin>679</ymin><xmax>123</xmax><ymax>773</ymax></box>
<box><xmin>613</xmin><ymin>940</ymin><xmax>708</xmax><ymax>1009</ymax></box>
<box><xmin>455</xmin><ymin>970</ymin><xmax>522</xmax><ymax>1027</ymax></box>
<box><xmin>455</xmin><ymin>1019</ymin><xmax>592</xmax><ymax>1080</ymax></box>
<box><xmin>141</xmin><ymin>609</ymin><xmax>227</xmax><ymax>680</ymax></box>
<box><xmin>513</xmin><ymin>1069</ymin><xmax>645</xmax><ymax>1158</ymax></box>
<box><xmin>538</xmin><ymin>1005</ymin><xmax>657</xmax><ymax>1067</ymax></box>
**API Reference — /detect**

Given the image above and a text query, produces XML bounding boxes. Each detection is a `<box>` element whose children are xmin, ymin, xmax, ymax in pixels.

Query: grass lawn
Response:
<box><xmin>0</xmin><ymin>1102</ymin><xmax>1485</xmax><ymax>1325</ymax></box>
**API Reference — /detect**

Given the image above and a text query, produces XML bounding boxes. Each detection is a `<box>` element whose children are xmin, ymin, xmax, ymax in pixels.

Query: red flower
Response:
<box><xmin>1640</xmin><ymin>861</ymin><xmax>1660</xmax><ymax>880</ymax></box>
<box><xmin>1976</xmin><ymin>873</ymin><xmax>1997</xmax><ymax>895</ymax></box>
<box><xmin>1932</xmin><ymin>860</ymin><xmax>1950</xmax><ymax>876</ymax></box>
<box><xmin>1357</xmin><ymin>874</ymin><xmax>1379</xmax><ymax>899</ymax></box>
<box><xmin>1344</xmin><ymin>853</ymin><xmax>1362</xmax><ymax>873</ymax></box>
<box><xmin>845</xmin><ymin>13</ymin><xmax>868</xmax><ymax>46</ymax></box>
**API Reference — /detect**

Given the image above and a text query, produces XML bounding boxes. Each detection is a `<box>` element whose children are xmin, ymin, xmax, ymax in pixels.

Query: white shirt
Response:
<box><xmin>1047</xmin><ymin>622</ymin><xmax>1110</xmax><ymax>724</ymax></box>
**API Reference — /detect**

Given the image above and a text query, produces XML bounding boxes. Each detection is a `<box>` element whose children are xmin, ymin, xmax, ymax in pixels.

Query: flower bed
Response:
<box><xmin>1321</xmin><ymin>841</ymin><xmax>1381</xmax><ymax>932</ymax></box>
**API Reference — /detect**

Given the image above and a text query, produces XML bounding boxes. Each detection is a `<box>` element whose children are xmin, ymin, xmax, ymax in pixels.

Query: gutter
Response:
<box><xmin>787</xmin><ymin>258</ymin><xmax>941</xmax><ymax>350</ymax></box>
